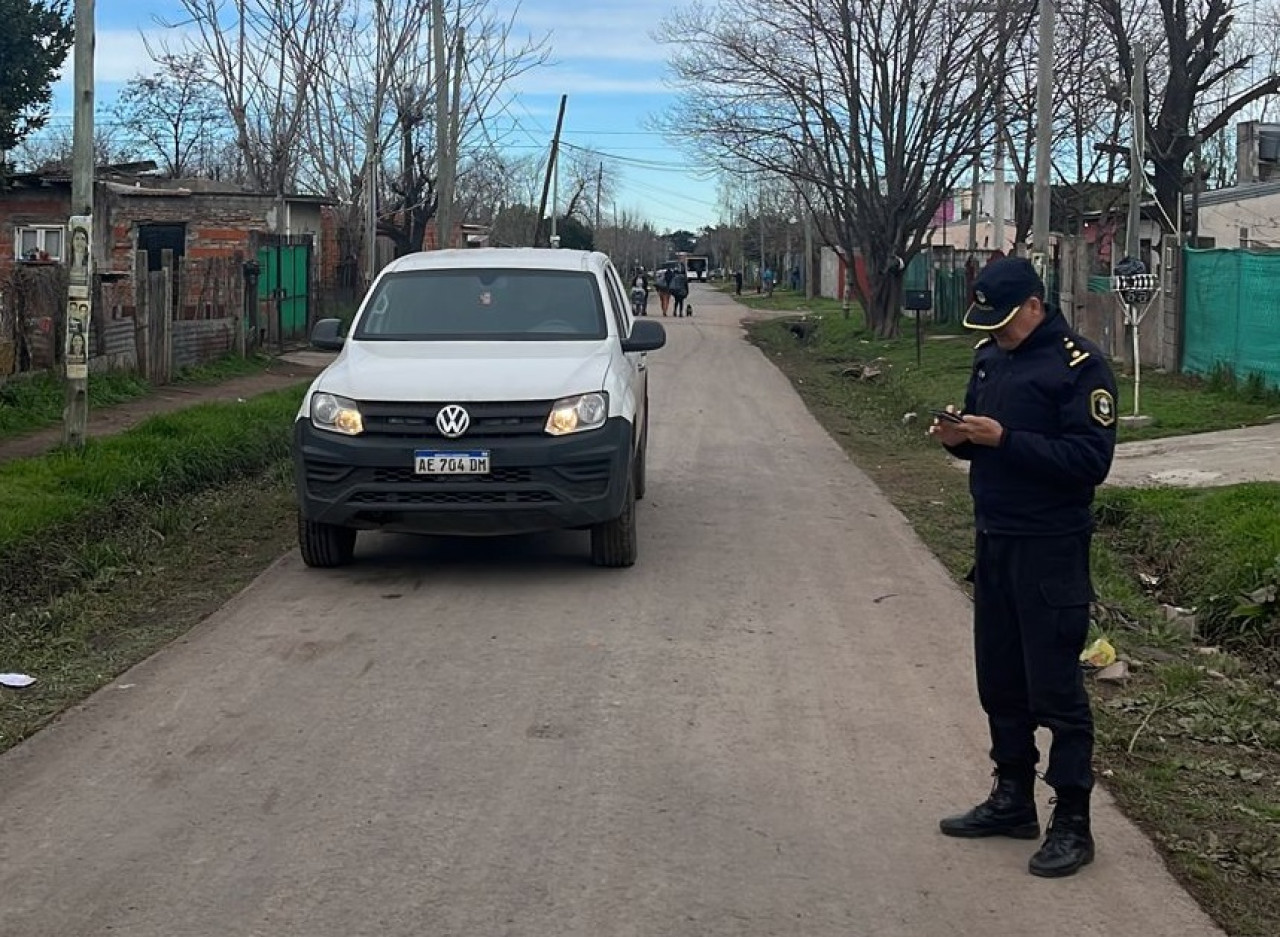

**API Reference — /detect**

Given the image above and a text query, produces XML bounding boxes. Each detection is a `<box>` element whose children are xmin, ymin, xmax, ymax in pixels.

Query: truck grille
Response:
<box><xmin>350</xmin><ymin>490</ymin><xmax>557</xmax><ymax>505</ymax></box>
<box><xmin>304</xmin><ymin>459</ymin><xmax>611</xmax><ymax>502</ymax></box>
<box><xmin>359</xmin><ymin>400</ymin><xmax>553</xmax><ymax>438</ymax></box>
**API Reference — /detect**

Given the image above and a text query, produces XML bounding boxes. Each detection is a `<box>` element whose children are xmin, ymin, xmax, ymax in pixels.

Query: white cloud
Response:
<box><xmin>61</xmin><ymin>28</ymin><xmax>185</xmax><ymax>85</ymax></box>
<box><xmin>501</xmin><ymin>0</ymin><xmax>678</xmax><ymax>64</ymax></box>
<box><xmin>49</xmin><ymin>27</ymin><xmax>193</xmax><ymax>114</ymax></box>
<box><xmin>511</xmin><ymin>68</ymin><xmax>670</xmax><ymax>97</ymax></box>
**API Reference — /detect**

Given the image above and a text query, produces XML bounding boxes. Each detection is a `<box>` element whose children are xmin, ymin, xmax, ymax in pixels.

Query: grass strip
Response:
<box><xmin>0</xmin><ymin>386</ymin><xmax>304</xmax><ymax>605</ymax></box>
<box><xmin>0</xmin><ymin>352</ymin><xmax>277</xmax><ymax>441</ymax></box>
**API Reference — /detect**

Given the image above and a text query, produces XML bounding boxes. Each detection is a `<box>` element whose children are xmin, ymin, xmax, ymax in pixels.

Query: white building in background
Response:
<box><xmin>1193</xmin><ymin>182</ymin><xmax>1280</xmax><ymax>248</ymax></box>
<box><xmin>925</xmin><ymin>181</ymin><xmax>1019</xmax><ymax>254</ymax></box>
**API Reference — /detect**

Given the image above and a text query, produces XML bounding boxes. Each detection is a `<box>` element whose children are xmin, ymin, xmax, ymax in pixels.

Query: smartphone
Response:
<box><xmin>929</xmin><ymin>408</ymin><xmax>964</xmax><ymax>424</ymax></box>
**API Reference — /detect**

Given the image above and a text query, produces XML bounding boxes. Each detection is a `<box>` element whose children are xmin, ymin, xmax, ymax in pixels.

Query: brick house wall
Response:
<box><xmin>0</xmin><ymin>188</ymin><xmax>74</xmax><ymax>281</ymax></box>
<box><xmin>3</xmin><ymin>173</ymin><xmax>331</xmax><ymax>376</ymax></box>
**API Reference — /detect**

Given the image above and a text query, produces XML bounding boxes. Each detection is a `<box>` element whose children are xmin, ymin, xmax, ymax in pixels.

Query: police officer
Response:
<box><xmin>928</xmin><ymin>256</ymin><xmax>1117</xmax><ymax>878</ymax></box>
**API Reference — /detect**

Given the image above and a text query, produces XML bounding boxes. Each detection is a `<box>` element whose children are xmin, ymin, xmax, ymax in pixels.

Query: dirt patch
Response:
<box><xmin>0</xmin><ymin>466</ymin><xmax>298</xmax><ymax>753</ymax></box>
<box><xmin>0</xmin><ymin>360</ymin><xmax>320</xmax><ymax>464</ymax></box>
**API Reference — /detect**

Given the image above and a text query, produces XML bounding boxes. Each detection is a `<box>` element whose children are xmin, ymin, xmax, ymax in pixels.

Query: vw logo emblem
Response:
<box><xmin>436</xmin><ymin>404</ymin><xmax>471</xmax><ymax>438</ymax></box>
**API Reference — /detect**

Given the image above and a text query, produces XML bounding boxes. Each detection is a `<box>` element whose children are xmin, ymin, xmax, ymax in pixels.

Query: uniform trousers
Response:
<box><xmin>972</xmin><ymin>531</ymin><xmax>1095</xmax><ymax>791</ymax></box>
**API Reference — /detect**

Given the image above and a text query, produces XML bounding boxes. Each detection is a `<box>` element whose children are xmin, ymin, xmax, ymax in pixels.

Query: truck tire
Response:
<box><xmin>590</xmin><ymin>474</ymin><xmax>637</xmax><ymax>568</ymax></box>
<box><xmin>298</xmin><ymin>514</ymin><xmax>357</xmax><ymax>568</ymax></box>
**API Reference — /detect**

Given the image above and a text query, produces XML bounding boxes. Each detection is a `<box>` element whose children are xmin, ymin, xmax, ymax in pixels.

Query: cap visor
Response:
<box><xmin>963</xmin><ymin>302</ymin><xmax>1019</xmax><ymax>331</ymax></box>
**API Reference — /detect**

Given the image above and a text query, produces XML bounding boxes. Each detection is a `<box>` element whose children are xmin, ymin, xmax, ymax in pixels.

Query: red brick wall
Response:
<box><xmin>99</xmin><ymin>188</ymin><xmax>280</xmax><ymax>320</ymax></box>
<box><xmin>0</xmin><ymin>188</ymin><xmax>74</xmax><ymax>283</ymax></box>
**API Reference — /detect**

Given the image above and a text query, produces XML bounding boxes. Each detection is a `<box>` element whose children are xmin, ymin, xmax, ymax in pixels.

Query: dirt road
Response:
<box><xmin>0</xmin><ymin>286</ymin><xmax>1222</xmax><ymax>936</ymax></box>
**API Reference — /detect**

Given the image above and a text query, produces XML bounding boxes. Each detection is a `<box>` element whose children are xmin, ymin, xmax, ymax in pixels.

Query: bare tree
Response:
<box><xmin>1095</xmin><ymin>0</ymin><xmax>1280</xmax><ymax>230</ymax></box>
<box><xmin>374</xmin><ymin>1</ymin><xmax>548</xmax><ymax>255</ymax></box>
<box><xmin>299</xmin><ymin>0</ymin><xmax>432</xmax><ymax>262</ymax></box>
<box><xmin>999</xmin><ymin>0</ymin><xmax>1129</xmax><ymax>246</ymax></box>
<box><xmin>555</xmin><ymin>144</ymin><xmax>620</xmax><ymax>228</ymax></box>
<box><xmin>113</xmin><ymin>53</ymin><xmax>228</xmax><ymax>178</ymax></box>
<box><xmin>166</xmin><ymin>0</ymin><xmax>340</xmax><ymax>194</ymax></box>
<box><xmin>11</xmin><ymin>122</ymin><xmax>139</xmax><ymax>171</ymax></box>
<box><xmin>660</xmin><ymin>0</ymin><xmax>1004</xmax><ymax>335</ymax></box>
<box><xmin>299</xmin><ymin>0</ymin><xmax>548</xmax><ymax>260</ymax></box>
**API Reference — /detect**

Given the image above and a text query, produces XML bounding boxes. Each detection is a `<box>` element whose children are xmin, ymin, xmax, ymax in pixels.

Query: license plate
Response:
<box><xmin>413</xmin><ymin>450</ymin><xmax>490</xmax><ymax>475</ymax></box>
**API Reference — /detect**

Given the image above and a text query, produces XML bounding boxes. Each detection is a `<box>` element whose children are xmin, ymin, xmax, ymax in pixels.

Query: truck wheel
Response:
<box><xmin>298</xmin><ymin>514</ymin><xmax>357</xmax><ymax>568</ymax></box>
<box><xmin>590</xmin><ymin>475</ymin><xmax>637</xmax><ymax>568</ymax></box>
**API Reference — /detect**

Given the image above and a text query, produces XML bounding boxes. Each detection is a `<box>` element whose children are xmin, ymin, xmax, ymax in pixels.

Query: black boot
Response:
<box><xmin>1029</xmin><ymin>789</ymin><xmax>1094</xmax><ymax>877</ymax></box>
<box><xmin>939</xmin><ymin>768</ymin><xmax>1040</xmax><ymax>839</ymax></box>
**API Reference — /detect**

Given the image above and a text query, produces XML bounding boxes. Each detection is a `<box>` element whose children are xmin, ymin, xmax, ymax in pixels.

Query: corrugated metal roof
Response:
<box><xmin>1196</xmin><ymin>180</ymin><xmax>1280</xmax><ymax>206</ymax></box>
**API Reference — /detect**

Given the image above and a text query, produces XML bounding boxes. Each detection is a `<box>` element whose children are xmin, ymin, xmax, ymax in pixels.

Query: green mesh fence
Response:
<box><xmin>1183</xmin><ymin>248</ymin><xmax>1280</xmax><ymax>389</ymax></box>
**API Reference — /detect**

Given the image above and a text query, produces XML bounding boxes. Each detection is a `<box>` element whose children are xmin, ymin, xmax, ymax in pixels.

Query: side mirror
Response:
<box><xmin>311</xmin><ymin>318</ymin><xmax>345</xmax><ymax>351</ymax></box>
<box><xmin>621</xmin><ymin>318</ymin><xmax>666</xmax><ymax>353</ymax></box>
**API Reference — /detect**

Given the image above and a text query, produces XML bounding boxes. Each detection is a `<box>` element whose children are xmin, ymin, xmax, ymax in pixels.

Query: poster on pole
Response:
<box><xmin>68</xmin><ymin>214</ymin><xmax>92</xmax><ymax>298</ymax></box>
<box><xmin>65</xmin><ymin>299</ymin><xmax>90</xmax><ymax>379</ymax></box>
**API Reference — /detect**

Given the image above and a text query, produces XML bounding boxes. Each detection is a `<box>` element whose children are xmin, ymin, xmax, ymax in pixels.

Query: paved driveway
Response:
<box><xmin>0</xmin><ymin>285</ymin><xmax>1222</xmax><ymax>936</ymax></box>
<box><xmin>1108</xmin><ymin>421</ymin><xmax>1280</xmax><ymax>487</ymax></box>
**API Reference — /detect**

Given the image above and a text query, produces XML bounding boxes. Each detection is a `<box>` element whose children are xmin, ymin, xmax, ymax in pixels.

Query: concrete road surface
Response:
<box><xmin>1107</xmin><ymin>421</ymin><xmax>1280</xmax><ymax>488</ymax></box>
<box><xmin>0</xmin><ymin>285</ymin><xmax>1223</xmax><ymax>936</ymax></box>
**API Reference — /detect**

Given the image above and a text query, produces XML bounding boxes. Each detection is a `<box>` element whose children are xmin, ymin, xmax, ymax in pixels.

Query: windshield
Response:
<box><xmin>353</xmin><ymin>268</ymin><xmax>607</xmax><ymax>341</ymax></box>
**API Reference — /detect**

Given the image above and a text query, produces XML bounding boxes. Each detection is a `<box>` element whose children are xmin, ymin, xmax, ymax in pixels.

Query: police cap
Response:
<box><xmin>963</xmin><ymin>256</ymin><xmax>1045</xmax><ymax>331</ymax></box>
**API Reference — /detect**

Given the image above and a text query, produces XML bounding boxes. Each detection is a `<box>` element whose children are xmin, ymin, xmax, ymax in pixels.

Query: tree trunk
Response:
<box><xmin>867</xmin><ymin>268</ymin><xmax>903</xmax><ymax>338</ymax></box>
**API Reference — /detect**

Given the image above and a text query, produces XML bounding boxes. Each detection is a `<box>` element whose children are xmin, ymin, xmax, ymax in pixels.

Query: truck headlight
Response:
<box><xmin>311</xmin><ymin>392</ymin><xmax>364</xmax><ymax>435</ymax></box>
<box><xmin>545</xmin><ymin>393</ymin><xmax>608</xmax><ymax>436</ymax></box>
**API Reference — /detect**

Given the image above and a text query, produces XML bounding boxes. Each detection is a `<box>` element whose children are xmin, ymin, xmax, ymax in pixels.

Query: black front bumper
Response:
<box><xmin>293</xmin><ymin>416</ymin><xmax>633</xmax><ymax>536</ymax></box>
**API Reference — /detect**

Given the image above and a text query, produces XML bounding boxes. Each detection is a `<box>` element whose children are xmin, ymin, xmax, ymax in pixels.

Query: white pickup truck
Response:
<box><xmin>292</xmin><ymin>248</ymin><xmax>666</xmax><ymax>568</ymax></box>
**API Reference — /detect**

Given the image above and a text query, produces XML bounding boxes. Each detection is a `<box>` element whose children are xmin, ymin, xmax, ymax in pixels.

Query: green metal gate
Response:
<box><xmin>257</xmin><ymin>237</ymin><xmax>311</xmax><ymax>342</ymax></box>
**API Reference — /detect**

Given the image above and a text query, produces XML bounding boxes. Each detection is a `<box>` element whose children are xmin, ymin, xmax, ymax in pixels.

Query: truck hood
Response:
<box><xmin>314</xmin><ymin>340</ymin><xmax>615</xmax><ymax>402</ymax></box>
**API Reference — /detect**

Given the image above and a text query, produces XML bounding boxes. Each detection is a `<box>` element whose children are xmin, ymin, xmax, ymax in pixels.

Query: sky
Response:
<box><xmin>45</xmin><ymin>0</ymin><xmax>723</xmax><ymax>234</ymax></box>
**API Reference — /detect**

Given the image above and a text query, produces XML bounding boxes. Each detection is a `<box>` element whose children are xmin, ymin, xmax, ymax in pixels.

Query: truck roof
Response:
<box><xmin>383</xmin><ymin>248</ymin><xmax>607</xmax><ymax>274</ymax></box>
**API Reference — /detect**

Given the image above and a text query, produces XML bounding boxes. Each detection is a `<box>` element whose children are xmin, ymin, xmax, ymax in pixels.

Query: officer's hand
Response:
<box><xmin>927</xmin><ymin>411</ymin><xmax>1005</xmax><ymax>448</ymax></box>
<box><xmin>956</xmin><ymin>415</ymin><xmax>1005</xmax><ymax>447</ymax></box>
<box><xmin>927</xmin><ymin>407</ymin><xmax>968</xmax><ymax>446</ymax></box>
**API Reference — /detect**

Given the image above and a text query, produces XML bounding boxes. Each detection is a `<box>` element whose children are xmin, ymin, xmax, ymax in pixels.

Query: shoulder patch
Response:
<box><xmin>1090</xmin><ymin>388</ymin><xmax>1116</xmax><ymax>426</ymax></box>
<box><xmin>974</xmin><ymin>337</ymin><xmax>992</xmax><ymax>350</ymax></box>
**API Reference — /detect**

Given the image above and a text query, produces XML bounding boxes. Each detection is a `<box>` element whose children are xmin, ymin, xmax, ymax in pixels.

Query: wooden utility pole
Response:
<box><xmin>1125</xmin><ymin>42</ymin><xmax>1146</xmax><ymax>262</ymax></box>
<box><xmin>64</xmin><ymin>0</ymin><xmax>95</xmax><ymax>448</ymax></box>
<box><xmin>594</xmin><ymin>162</ymin><xmax>603</xmax><ymax>237</ymax></box>
<box><xmin>435</xmin><ymin>26</ymin><xmax>465</xmax><ymax>250</ymax></box>
<box><xmin>364</xmin><ymin>0</ymin><xmax>385</xmax><ymax>282</ymax></box>
<box><xmin>534</xmin><ymin>95</ymin><xmax>567</xmax><ymax>247</ymax></box>
<box><xmin>1122</xmin><ymin>41</ymin><xmax>1147</xmax><ymax>377</ymax></box>
<box><xmin>1030</xmin><ymin>0</ymin><xmax>1056</xmax><ymax>275</ymax></box>
<box><xmin>432</xmin><ymin>0</ymin><xmax>450</xmax><ymax>249</ymax></box>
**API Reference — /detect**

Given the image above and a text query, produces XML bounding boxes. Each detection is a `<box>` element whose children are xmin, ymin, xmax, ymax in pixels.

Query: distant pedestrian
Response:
<box><xmin>733</xmin><ymin>270</ymin><xmax>743</xmax><ymax>295</ymax></box>
<box><xmin>669</xmin><ymin>267</ymin><xmax>689</xmax><ymax>317</ymax></box>
<box><xmin>763</xmin><ymin>267</ymin><xmax>775</xmax><ymax>297</ymax></box>
<box><xmin>632</xmin><ymin>268</ymin><xmax>650</xmax><ymax>315</ymax></box>
<box><xmin>790</xmin><ymin>265</ymin><xmax>801</xmax><ymax>291</ymax></box>
<box><xmin>654</xmin><ymin>266</ymin><xmax>672</xmax><ymax>316</ymax></box>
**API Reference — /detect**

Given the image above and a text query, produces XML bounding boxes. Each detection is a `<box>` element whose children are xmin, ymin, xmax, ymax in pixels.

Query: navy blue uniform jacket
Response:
<box><xmin>946</xmin><ymin>311</ymin><xmax>1118</xmax><ymax>536</ymax></box>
